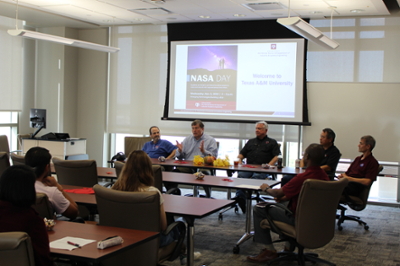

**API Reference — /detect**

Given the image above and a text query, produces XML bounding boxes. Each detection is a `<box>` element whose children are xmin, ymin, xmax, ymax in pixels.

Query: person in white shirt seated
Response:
<box><xmin>25</xmin><ymin>147</ymin><xmax>78</xmax><ymax>220</ymax></box>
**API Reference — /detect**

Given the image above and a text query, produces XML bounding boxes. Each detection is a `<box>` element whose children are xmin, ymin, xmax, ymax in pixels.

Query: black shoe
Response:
<box><xmin>233</xmin><ymin>197</ymin><xmax>246</xmax><ymax>214</ymax></box>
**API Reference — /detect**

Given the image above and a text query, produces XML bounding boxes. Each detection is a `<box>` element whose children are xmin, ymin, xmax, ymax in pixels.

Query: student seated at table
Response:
<box><xmin>0</xmin><ymin>165</ymin><xmax>54</xmax><ymax>266</ymax></box>
<box><xmin>112</xmin><ymin>150</ymin><xmax>177</xmax><ymax>247</ymax></box>
<box><xmin>25</xmin><ymin>147</ymin><xmax>79</xmax><ymax>220</ymax></box>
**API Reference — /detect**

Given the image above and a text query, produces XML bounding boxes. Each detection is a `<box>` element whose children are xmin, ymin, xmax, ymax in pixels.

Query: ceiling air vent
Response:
<box><xmin>244</xmin><ymin>2</ymin><xmax>285</xmax><ymax>11</ymax></box>
<box><xmin>129</xmin><ymin>7</ymin><xmax>172</xmax><ymax>15</ymax></box>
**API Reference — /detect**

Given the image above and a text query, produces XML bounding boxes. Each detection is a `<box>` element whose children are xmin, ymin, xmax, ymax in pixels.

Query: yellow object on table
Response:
<box><xmin>213</xmin><ymin>155</ymin><xmax>230</xmax><ymax>167</ymax></box>
<box><xmin>193</xmin><ymin>155</ymin><xmax>204</xmax><ymax>166</ymax></box>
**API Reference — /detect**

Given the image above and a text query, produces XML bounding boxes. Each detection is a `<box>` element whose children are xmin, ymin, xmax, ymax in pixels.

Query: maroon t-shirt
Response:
<box><xmin>0</xmin><ymin>201</ymin><xmax>53</xmax><ymax>266</ymax></box>
<box><xmin>345</xmin><ymin>154</ymin><xmax>379</xmax><ymax>182</ymax></box>
<box><xmin>282</xmin><ymin>166</ymin><xmax>329</xmax><ymax>215</ymax></box>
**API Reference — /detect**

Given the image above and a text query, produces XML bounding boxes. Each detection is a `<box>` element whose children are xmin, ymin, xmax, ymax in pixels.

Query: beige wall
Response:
<box><xmin>20</xmin><ymin>27</ymin><xmax>108</xmax><ymax>165</ymax></box>
<box><xmin>304</xmin><ymin>82</ymin><xmax>400</xmax><ymax>162</ymax></box>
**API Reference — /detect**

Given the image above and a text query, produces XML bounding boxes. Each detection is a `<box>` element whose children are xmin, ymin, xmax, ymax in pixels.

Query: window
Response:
<box><xmin>0</xmin><ymin>112</ymin><xmax>19</xmax><ymax>151</ymax></box>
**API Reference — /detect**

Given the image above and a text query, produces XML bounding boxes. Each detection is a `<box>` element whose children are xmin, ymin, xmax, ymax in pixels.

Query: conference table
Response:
<box><xmin>149</xmin><ymin>158</ymin><xmax>306</xmax><ymax>175</ymax></box>
<box><xmin>48</xmin><ymin>220</ymin><xmax>159</xmax><ymax>265</ymax></box>
<box><xmin>63</xmin><ymin>185</ymin><xmax>234</xmax><ymax>266</ymax></box>
<box><xmin>161</xmin><ymin>171</ymin><xmax>280</xmax><ymax>253</ymax></box>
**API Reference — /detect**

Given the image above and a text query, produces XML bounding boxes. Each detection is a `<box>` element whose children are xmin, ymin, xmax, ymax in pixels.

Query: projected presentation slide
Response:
<box><xmin>169</xmin><ymin>39</ymin><xmax>305</xmax><ymax>123</ymax></box>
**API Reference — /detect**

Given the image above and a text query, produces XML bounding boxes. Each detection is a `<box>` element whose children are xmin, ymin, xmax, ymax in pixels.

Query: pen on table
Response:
<box><xmin>67</xmin><ymin>241</ymin><xmax>81</xmax><ymax>248</ymax></box>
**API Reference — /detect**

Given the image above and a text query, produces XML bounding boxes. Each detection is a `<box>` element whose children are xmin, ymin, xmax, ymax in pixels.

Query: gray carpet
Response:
<box><xmin>162</xmin><ymin>188</ymin><xmax>400</xmax><ymax>266</ymax></box>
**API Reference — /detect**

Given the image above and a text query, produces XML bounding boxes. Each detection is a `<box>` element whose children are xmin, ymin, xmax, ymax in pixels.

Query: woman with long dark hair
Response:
<box><xmin>112</xmin><ymin>150</ymin><xmax>173</xmax><ymax>246</ymax></box>
<box><xmin>0</xmin><ymin>165</ymin><xmax>53</xmax><ymax>266</ymax></box>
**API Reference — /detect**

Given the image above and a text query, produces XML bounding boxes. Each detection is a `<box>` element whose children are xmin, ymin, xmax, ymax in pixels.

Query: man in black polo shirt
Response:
<box><xmin>281</xmin><ymin>128</ymin><xmax>341</xmax><ymax>186</ymax></box>
<box><xmin>234</xmin><ymin>121</ymin><xmax>281</xmax><ymax>212</ymax></box>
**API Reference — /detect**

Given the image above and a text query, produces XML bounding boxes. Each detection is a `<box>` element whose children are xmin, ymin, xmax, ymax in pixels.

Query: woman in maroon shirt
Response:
<box><xmin>0</xmin><ymin>165</ymin><xmax>53</xmax><ymax>266</ymax></box>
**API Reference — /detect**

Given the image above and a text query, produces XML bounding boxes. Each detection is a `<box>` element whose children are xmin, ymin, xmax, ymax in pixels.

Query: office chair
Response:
<box><xmin>0</xmin><ymin>135</ymin><xmax>23</xmax><ymax>155</ymax></box>
<box><xmin>94</xmin><ymin>185</ymin><xmax>186</xmax><ymax>265</ymax></box>
<box><xmin>0</xmin><ymin>135</ymin><xmax>10</xmax><ymax>153</ymax></box>
<box><xmin>124</xmin><ymin>136</ymin><xmax>152</xmax><ymax>157</ymax></box>
<box><xmin>52</xmin><ymin>157</ymin><xmax>98</xmax><ymax>187</ymax></box>
<box><xmin>0</xmin><ymin>232</ymin><xmax>35</xmax><ymax>266</ymax></box>
<box><xmin>260</xmin><ymin>178</ymin><xmax>348</xmax><ymax>266</ymax></box>
<box><xmin>114</xmin><ymin>160</ymin><xmax>124</xmax><ymax>178</ymax></box>
<box><xmin>0</xmin><ymin>152</ymin><xmax>10</xmax><ymax>177</ymax></box>
<box><xmin>32</xmin><ymin>193</ymin><xmax>55</xmax><ymax>219</ymax></box>
<box><xmin>336</xmin><ymin>165</ymin><xmax>382</xmax><ymax>231</ymax></box>
<box><xmin>10</xmin><ymin>153</ymin><xmax>25</xmax><ymax>166</ymax></box>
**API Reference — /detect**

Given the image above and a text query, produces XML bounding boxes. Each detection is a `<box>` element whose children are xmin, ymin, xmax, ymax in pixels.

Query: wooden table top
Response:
<box><xmin>162</xmin><ymin>171</ymin><xmax>279</xmax><ymax>190</ymax></box>
<box><xmin>63</xmin><ymin>185</ymin><xmax>234</xmax><ymax>218</ymax></box>
<box><xmin>48</xmin><ymin>220</ymin><xmax>158</xmax><ymax>263</ymax></box>
<box><xmin>150</xmin><ymin>158</ymin><xmax>305</xmax><ymax>175</ymax></box>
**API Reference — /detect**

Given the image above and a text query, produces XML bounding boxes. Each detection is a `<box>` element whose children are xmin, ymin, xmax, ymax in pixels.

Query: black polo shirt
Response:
<box><xmin>240</xmin><ymin>135</ymin><xmax>280</xmax><ymax>165</ymax></box>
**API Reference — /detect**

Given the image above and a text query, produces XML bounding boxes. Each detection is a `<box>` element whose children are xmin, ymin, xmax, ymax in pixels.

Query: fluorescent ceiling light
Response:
<box><xmin>277</xmin><ymin>17</ymin><xmax>339</xmax><ymax>49</ymax></box>
<box><xmin>8</xmin><ymin>29</ymin><xmax>120</xmax><ymax>53</ymax></box>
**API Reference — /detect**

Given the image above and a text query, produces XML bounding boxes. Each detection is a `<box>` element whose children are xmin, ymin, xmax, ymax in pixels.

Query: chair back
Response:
<box><xmin>0</xmin><ymin>152</ymin><xmax>10</xmax><ymax>177</ymax></box>
<box><xmin>33</xmin><ymin>193</ymin><xmax>55</xmax><ymax>219</ymax></box>
<box><xmin>0</xmin><ymin>135</ymin><xmax>10</xmax><ymax>154</ymax></box>
<box><xmin>295</xmin><ymin>178</ymin><xmax>348</xmax><ymax>249</ymax></box>
<box><xmin>17</xmin><ymin>134</ymin><xmax>31</xmax><ymax>151</ymax></box>
<box><xmin>94</xmin><ymin>184</ymin><xmax>161</xmax><ymax>231</ymax></box>
<box><xmin>114</xmin><ymin>161</ymin><xmax>125</xmax><ymax>178</ymax></box>
<box><xmin>152</xmin><ymin>165</ymin><xmax>163</xmax><ymax>192</ymax></box>
<box><xmin>11</xmin><ymin>153</ymin><xmax>25</xmax><ymax>166</ymax></box>
<box><xmin>53</xmin><ymin>157</ymin><xmax>98</xmax><ymax>187</ymax></box>
<box><xmin>124</xmin><ymin>136</ymin><xmax>151</xmax><ymax>157</ymax></box>
<box><xmin>0</xmin><ymin>232</ymin><xmax>35</xmax><ymax>266</ymax></box>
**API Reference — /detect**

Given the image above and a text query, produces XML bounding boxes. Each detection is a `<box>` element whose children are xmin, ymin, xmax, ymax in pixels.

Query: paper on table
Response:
<box><xmin>50</xmin><ymin>236</ymin><xmax>96</xmax><ymax>250</ymax></box>
<box><xmin>235</xmin><ymin>184</ymin><xmax>261</xmax><ymax>190</ymax></box>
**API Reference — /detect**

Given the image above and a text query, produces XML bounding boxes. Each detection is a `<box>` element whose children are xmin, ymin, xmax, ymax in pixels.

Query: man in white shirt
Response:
<box><xmin>25</xmin><ymin>147</ymin><xmax>78</xmax><ymax>219</ymax></box>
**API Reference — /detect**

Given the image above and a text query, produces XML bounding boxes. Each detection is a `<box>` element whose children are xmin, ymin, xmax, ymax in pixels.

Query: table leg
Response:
<box><xmin>234</xmin><ymin>190</ymin><xmax>254</xmax><ymax>253</ymax></box>
<box><xmin>185</xmin><ymin>217</ymin><xmax>195</xmax><ymax>266</ymax></box>
<box><xmin>193</xmin><ymin>186</ymin><xmax>199</xmax><ymax>197</ymax></box>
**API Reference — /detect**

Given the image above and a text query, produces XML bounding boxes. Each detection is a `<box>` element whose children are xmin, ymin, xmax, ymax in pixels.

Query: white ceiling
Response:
<box><xmin>0</xmin><ymin>0</ymin><xmax>399</xmax><ymax>29</ymax></box>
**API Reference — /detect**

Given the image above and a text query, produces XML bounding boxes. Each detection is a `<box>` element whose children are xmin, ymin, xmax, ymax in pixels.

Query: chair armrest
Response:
<box><xmin>165</xmin><ymin>187</ymin><xmax>181</xmax><ymax>195</ymax></box>
<box><xmin>259</xmin><ymin>202</ymin><xmax>293</xmax><ymax>237</ymax></box>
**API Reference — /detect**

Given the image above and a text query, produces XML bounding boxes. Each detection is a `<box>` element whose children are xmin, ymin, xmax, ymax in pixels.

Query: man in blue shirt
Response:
<box><xmin>142</xmin><ymin>126</ymin><xmax>176</xmax><ymax>159</ymax></box>
<box><xmin>175</xmin><ymin>120</ymin><xmax>218</xmax><ymax>161</ymax></box>
<box><xmin>175</xmin><ymin>120</ymin><xmax>218</xmax><ymax>197</ymax></box>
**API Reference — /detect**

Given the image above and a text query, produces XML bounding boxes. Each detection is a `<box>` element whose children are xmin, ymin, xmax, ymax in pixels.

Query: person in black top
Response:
<box><xmin>281</xmin><ymin>128</ymin><xmax>341</xmax><ymax>186</ymax></box>
<box><xmin>234</xmin><ymin>121</ymin><xmax>281</xmax><ymax>212</ymax></box>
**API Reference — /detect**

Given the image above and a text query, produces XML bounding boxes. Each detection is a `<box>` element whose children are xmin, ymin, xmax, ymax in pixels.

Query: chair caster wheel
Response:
<box><xmin>338</xmin><ymin>225</ymin><xmax>343</xmax><ymax>231</ymax></box>
<box><xmin>218</xmin><ymin>214</ymin><xmax>223</xmax><ymax>221</ymax></box>
<box><xmin>234</xmin><ymin>206</ymin><xmax>239</xmax><ymax>213</ymax></box>
<box><xmin>364</xmin><ymin>225</ymin><xmax>369</xmax><ymax>230</ymax></box>
<box><xmin>233</xmin><ymin>245</ymin><xmax>240</xmax><ymax>254</ymax></box>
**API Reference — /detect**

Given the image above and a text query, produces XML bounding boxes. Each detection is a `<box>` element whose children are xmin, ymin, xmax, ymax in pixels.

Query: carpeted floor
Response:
<box><xmin>162</xmin><ymin>188</ymin><xmax>400</xmax><ymax>266</ymax></box>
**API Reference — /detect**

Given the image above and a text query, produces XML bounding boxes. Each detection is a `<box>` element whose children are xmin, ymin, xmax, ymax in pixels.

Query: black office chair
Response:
<box><xmin>336</xmin><ymin>165</ymin><xmax>383</xmax><ymax>231</ymax></box>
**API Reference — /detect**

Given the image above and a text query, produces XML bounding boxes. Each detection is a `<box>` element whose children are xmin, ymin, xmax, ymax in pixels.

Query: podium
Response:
<box><xmin>22</xmin><ymin>139</ymin><xmax>87</xmax><ymax>160</ymax></box>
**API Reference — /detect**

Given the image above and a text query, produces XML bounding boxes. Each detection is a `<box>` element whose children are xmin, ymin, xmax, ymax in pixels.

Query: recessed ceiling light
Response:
<box><xmin>233</xmin><ymin>14</ymin><xmax>246</xmax><ymax>17</ymax></box>
<box><xmin>310</xmin><ymin>11</ymin><xmax>323</xmax><ymax>14</ymax></box>
<box><xmin>132</xmin><ymin>18</ymin><xmax>144</xmax><ymax>21</ymax></box>
<box><xmin>199</xmin><ymin>15</ymin><xmax>211</xmax><ymax>19</ymax></box>
<box><xmin>350</xmin><ymin>9</ymin><xmax>365</xmax><ymax>13</ymax></box>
